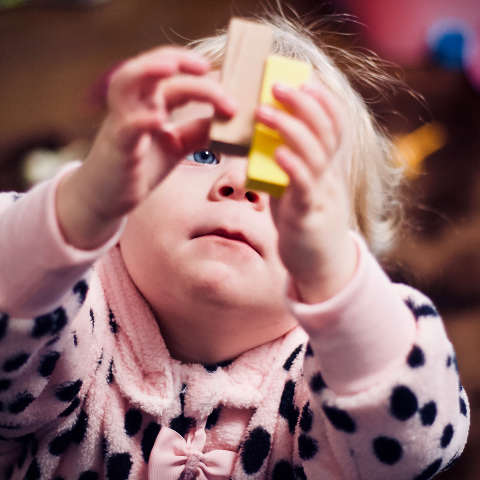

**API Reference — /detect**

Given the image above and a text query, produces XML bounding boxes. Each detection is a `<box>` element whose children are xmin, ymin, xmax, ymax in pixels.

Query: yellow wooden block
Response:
<box><xmin>246</xmin><ymin>55</ymin><xmax>312</xmax><ymax>197</ymax></box>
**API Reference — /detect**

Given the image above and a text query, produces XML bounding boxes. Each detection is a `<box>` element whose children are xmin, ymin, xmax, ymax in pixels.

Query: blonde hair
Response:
<box><xmin>189</xmin><ymin>13</ymin><xmax>405</xmax><ymax>257</ymax></box>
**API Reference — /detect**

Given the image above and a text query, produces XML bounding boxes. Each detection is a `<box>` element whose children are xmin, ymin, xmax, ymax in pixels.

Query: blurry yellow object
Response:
<box><xmin>246</xmin><ymin>56</ymin><xmax>312</xmax><ymax>197</ymax></box>
<box><xmin>394</xmin><ymin>122</ymin><xmax>448</xmax><ymax>179</ymax></box>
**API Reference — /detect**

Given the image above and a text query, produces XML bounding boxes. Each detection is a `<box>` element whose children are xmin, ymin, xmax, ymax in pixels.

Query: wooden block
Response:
<box><xmin>209</xmin><ymin>18</ymin><xmax>272</xmax><ymax>155</ymax></box>
<box><xmin>246</xmin><ymin>55</ymin><xmax>312</xmax><ymax>197</ymax></box>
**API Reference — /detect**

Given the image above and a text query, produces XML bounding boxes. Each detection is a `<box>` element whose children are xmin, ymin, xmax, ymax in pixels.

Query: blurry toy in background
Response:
<box><xmin>393</xmin><ymin>122</ymin><xmax>448</xmax><ymax>179</ymax></box>
<box><xmin>338</xmin><ymin>0</ymin><xmax>480</xmax><ymax>91</ymax></box>
<box><xmin>21</xmin><ymin>138</ymin><xmax>91</xmax><ymax>187</ymax></box>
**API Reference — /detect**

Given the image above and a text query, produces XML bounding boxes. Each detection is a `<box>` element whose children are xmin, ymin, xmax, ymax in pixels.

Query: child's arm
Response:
<box><xmin>256</xmin><ymin>83</ymin><xmax>468</xmax><ymax>478</ymax></box>
<box><xmin>255</xmin><ymin>81</ymin><xmax>356</xmax><ymax>304</ymax></box>
<box><xmin>57</xmin><ymin>47</ymin><xmax>236</xmax><ymax>251</ymax></box>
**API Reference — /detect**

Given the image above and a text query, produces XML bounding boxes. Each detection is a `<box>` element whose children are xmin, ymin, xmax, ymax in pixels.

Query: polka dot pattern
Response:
<box><xmin>373</xmin><ymin>436</ymin><xmax>403</xmax><ymax>465</ymax></box>
<box><xmin>322</xmin><ymin>405</ymin><xmax>356</xmax><ymax>433</ymax></box>
<box><xmin>298</xmin><ymin>433</ymin><xmax>318</xmax><ymax>460</ymax></box>
<box><xmin>141</xmin><ymin>422</ymin><xmax>160</xmax><ymax>463</ymax></box>
<box><xmin>106</xmin><ymin>452</ymin><xmax>132</xmax><ymax>480</ymax></box>
<box><xmin>283</xmin><ymin>344</ymin><xmax>303</xmax><ymax>371</ymax></box>
<box><xmin>407</xmin><ymin>345</ymin><xmax>426</xmax><ymax>368</ymax></box>
<box><xmin>279</xmin><ymin>380</ymin><xmax>299</xmax><ymax>434</ymax></box>
<box><xmin>390</xmin><ymin>386</ymin><xmax>418</xmax><ymax>421</ymax></box>
<box><xmin>413</xmin><ymin>458</ymin><xmax>442</xmax><ymax>480</ymax></box>
<box><xmin>240</xmin><ymin>426</ymin><xmax>271</xmax><ymax>474</ymax></box>
<box><xmin>272</xmin><ymin>460</ymin><xmax>295</xmax><ymax>480</ymax></box>
<box><xmin>32</xmin><ymin>308</ymin><xmax>68</xmax><ymax>338</ymax></box>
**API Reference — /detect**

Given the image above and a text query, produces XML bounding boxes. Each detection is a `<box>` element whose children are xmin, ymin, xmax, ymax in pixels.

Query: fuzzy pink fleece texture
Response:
<box><xmin>0</xmin><ymin>164</ymin><xmax>470</xmax><ymax>480</ymax></box>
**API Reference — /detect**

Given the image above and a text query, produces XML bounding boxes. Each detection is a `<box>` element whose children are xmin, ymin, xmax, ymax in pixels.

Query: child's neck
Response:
<box><xmin>153</xmin><ymin>303</ymin><xmax>298</xmax><ymax>365</ymax></box>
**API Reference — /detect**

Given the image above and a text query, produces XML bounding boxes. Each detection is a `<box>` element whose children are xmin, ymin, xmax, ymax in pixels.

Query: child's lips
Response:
<box><xmin>193</xmin><ymin>228</ymin><xmax>261</xmax><ymax>256</ymax></box>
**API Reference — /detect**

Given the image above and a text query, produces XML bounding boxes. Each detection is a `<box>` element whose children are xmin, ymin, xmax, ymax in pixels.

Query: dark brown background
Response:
<box><xmin>1</xmin><ymin>1</ymin><xmax>480</xmax><ymax>478</ymax></box>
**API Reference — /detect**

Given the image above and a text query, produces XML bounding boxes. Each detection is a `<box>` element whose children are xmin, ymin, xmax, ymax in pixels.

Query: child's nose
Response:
<box><xmin>210</xmin><ymin>160</ymin><xmax>266</xmax><ymax>207</ymax></box>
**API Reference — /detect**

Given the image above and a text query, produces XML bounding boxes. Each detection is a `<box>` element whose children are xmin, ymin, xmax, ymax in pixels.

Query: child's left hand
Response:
<box><xmin>255</xmin><ymin>81</ymin><xmax>357</xmax><ymax>304</ymax></box>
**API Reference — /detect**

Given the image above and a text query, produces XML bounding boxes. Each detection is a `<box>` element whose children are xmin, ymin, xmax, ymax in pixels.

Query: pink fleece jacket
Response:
<box><xmin>0</xmin><ymin>164</ymin><xmax>470</xmax><ymax>480</ymax></box>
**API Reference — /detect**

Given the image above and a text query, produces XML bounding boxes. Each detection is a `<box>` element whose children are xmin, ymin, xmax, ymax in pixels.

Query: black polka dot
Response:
<box><xmin>241</xmin><ymin>426</ymin><xmax>271</xmax><ymax>474</ymax></box>
<box><xmin>8</xmin><ymin>392</ymin><xmax>35</xmax><ymax>414</ymax></box>
<box><xmin>73</xmin><ymin>332</ymin><xmax>78</xmax><ymax>347</ymax></box>
<box><xmin>59</xmin><ymin>397</ymin><xmax>81</xmax><ymax>418</ymax></box>
<box><xmin>272</xmin><ymin>460</ymin><xmax>295</xmax><ymax>480</ymax></box>
<box><xmin>298</xmin><ymin>433</ymin><xmax>318</xmax><ymax>460</ymax></box>
<box><xmin>203</xmin><ymin>359</ymin><xmax>233</xmax><ymax>373</ymax></box>
<box><xmin>38</xmin><ymin>351</ymin><xmax>61</xmax><ymax>377</ymax></box>
<box><xmin>299</xmin><ymin>402</ymin><xmax>313</xmax><ymax>433</ymax></box>
<box><xmin>446</xmin><ymin>355</ymin><xmax>452</xmax><ymax>368</ymax></box>
<box><xmin>24</xmin><ymin>458</ymin><xmax>41</xmax><ymax>480</ymax></box>
<box><xmin>0</xmin><ymin>314</ymin><xmax>8</xmax><ymax>341</ymax></box>
<box><xmin>405</xmin><ymin>299</ymin><xmax>438</xmax><ymax>320</ymax></box>
<box><xmin>32</xmin><ymin>307</ymin><xmax>68</xmax><ymax>338</ymax></box>
<box><xmin>170</xmin><ymin>413</ymin><xmax>194</xmax><ymax>437</ymax></box>
<box><xmin>206</xmin><ymin>407</ymin><xmax>221</xmax><ymax>430</ymax></box>
<box><xmin>441</xmin><ymin>424</ymin><xmax>454</xmax><ymax>448</ymax></box>
<box><xmin>310</xmin><ymin>372</ymin><xmax>327</xmax><ymax>393</ymax></box>
<box><xmin>283</xmin><ymin>344</ymin><xmax>303</xmax><ymax>371</ymax></box>
<box><xmin>141</xmin><ymin>422</ymin><xmax>161</xmax><ymax>462</ymax></box>
<box><xmin>90</xmin><ymin>309</ymin><xmax>95</xmax><ymax>333</ymax></box>
<box><xmin>279</xmin><ymin>380</ymin><xmax>299</xmax><ymax>434</ymax></box>
<box><xmin>106</xmin><ymin>453</ymin><xmax>132</xmax><ymax>480</ymax></box>
<box><xmin>322</xmin><ymin>405</ymin><xmax>356</xmax><ymax>433</ymax></box>
<box><xmin>49</xmin><ymin>430</ymin><xmax>72</xmax><ymax>456</ymax></box>
<box><xmin>420</xmin><ymin>401</ymin><xmax>437</xmax><ymax>426</ymax></box>
<box><xmin>73</xmin><ymin>280</ymin><xmax>89</xmax><ymax>305</ymax></box>
<box><xmin>305</xmin><ymin>343</ymin><xmax>314</xmax><ymax>357</ymax></box>
<box><xmin>294</xmin><ymin>466</ymin><xmax>307</xmax><ymax>480</ymax></box>
<box><xmin>55</xmin><ymin>380</ymin><xmax>83</xmax><ymax>402</ymax></box>
<box><xmin>109</xmin><ymin>309</ymin><xmax>118</xmax><ymax>335</ymax></box>
<box><xmin>107</xmin><ymin>360</ymin><xmax>114</xmax><ymax>384</ymax></box>
<box><xmin>413</xmin><ymin>458</ymin><xmax>442</xmax><ymax>480</ymax></box>
<box><xmin>373</xmin><ymin>436</ymin><xmax>403</xmax><ymax>465</ymax></box>
<box><xmin>79</xmin><ymin>471</ymin><xmax>98</xmax><ymax>480</ymax></box>
<box><xmin>451</xmin><ymin>355</ymin><xmax>459</xmax><ymax>373</ymax></box>
<box><xmin>71</xmin><ymin>410</ymin><xmax>88</xmax><ymax>444</ymax></box>
<box><xmin>0</xmin><ymin>379</ymin><xmax>12</xmax><ymax>391</ymax></box>
<box><xmin>124</xmin><ymin>408</ymin><xmax>143</xmax><ymax>437</ymax></box>
<box><xmin>4</xmin><ymin>353</ymin><xmax>30</xmax><ymax>372</ymax></box>
<box><xmin>407</xmin><ymin>345</ymin><xmax>426</xmax><ymax>368</ymax></box>
<box><xmin>390</xmin><ymin>386</ymin><xmax>418</xmax><ymax>421</ymax></box>
<box><xmin>460</xmin><ymin>397</ymin><xmax>467</xmax><ymax>417</ymax></box>
<box><xmin>203</xmin><ymin>364</ymin><xmax>218</xmax><ymax>373</ymax></box>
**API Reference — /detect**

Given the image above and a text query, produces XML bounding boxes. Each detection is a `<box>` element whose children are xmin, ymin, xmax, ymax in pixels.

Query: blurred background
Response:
<box><xmin>1</xmin><ymin>0</ymin><xmax>479</xmax><ymax>478</ymax></box>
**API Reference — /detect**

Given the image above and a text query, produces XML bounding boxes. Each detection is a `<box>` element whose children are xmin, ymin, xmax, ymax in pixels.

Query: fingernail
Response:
<box><xmin>257</xmin><ymin>104</ymin><xmax>275</xmax><ymax>119</ymax></box>
<box><xmin>273</xmin><ymin>82</ymin><xmax>292</xmax><ymax>96</ymax></box>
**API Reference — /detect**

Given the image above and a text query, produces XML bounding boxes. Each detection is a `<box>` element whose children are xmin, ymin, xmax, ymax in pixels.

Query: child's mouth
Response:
<box><xmin>194</xmin><ymin>228</ymin><xmax>260</xmax><ymax>255</ymax></box>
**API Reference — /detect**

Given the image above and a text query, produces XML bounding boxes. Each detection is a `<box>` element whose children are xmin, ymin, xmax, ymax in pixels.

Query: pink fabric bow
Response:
<box><xmin>148</xmin><ymin>418</ymin><xmax>237</xmax><ymax>480</ymax></box>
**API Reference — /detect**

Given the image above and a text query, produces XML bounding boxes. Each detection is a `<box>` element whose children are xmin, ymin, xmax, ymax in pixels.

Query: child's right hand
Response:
<box><xmin>56</xmin><ymin>47</ymin><xmax>237</xmax><ymax>250</ymax></box>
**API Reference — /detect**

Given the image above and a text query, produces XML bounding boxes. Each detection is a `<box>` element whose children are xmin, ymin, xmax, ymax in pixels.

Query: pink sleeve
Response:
<box><xmin>0</xmin><ymin>162</ymin><xmax>126</xmax><ymax>318</ymax></box>
<box><xmin>286</xmin><ymin>232</ymin><xmax>417</xmax><ymax>395</ymax></box>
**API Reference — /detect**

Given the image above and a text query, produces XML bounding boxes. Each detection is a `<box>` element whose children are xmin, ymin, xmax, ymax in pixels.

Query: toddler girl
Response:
<box><xmin>0</xmin><ymin>14</ymin><xmax>469</xmax><ymax>480</ymax></box>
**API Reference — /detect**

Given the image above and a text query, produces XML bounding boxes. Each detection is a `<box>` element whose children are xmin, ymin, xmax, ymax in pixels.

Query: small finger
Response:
<box><xmin>161</xmin><ymin>76</ymin><xmax>237</xmax><ymax>117</ymax></box>
<box><xmin>274</xmin><ymin>145</ymin><xmax>314</xmax><ymax>212</ymax></box>
<box><xmin>256</xmin><ymin>104</ymin><xmax>327</xmax><ymax>176</ymax></box>
<box><xmin>108</xmin><ymin>48</ymin><xmax>211</xmax><ymax>108</ymax></box>
<box><xmin>273</xmin><ymin>82</ymin><xmax>342</xmax><ymax>156</ymax></box>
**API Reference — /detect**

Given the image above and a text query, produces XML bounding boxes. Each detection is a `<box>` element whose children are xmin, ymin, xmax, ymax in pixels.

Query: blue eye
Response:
<box><xmin>185</xmin><ymin>150</ymin><xmax>219</xmax><ymax>165</ymax></box>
